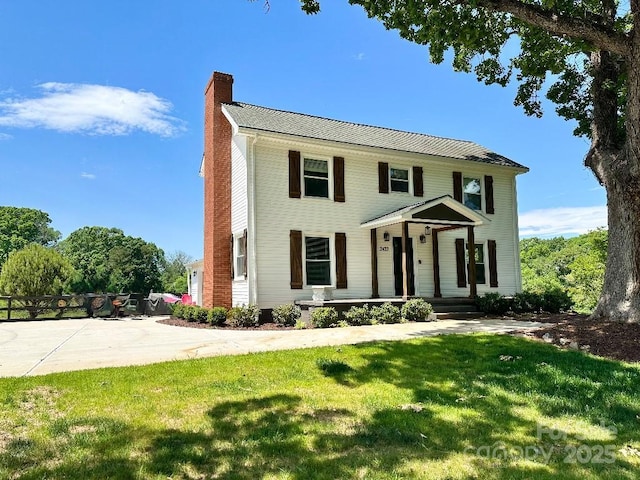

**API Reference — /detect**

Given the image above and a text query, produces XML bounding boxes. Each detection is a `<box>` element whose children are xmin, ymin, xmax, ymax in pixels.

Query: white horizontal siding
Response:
<box><xmin>252</xmin><ymin>136</ymin><xmax>523</xmax><ymax>309</ymax></box>
<box><xmin>231</xmin><ymin>134</ymin><xmax>249</xmax><ymax>306</ymax></box>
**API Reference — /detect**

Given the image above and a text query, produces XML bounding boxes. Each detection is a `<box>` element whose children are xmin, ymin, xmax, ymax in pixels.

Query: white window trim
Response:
<box><xmin>233</xmin><ymin>231</ymin><xmax>246</xmax><ymax>281</ymax></box>
<box><xmin>389</xmin><ymin>165</ymin><xmax>412</xmax><ymax>195</ymax></box>
<box><xmin>462</xmin><ymin>175</ymin><xmax>483</xmax><ymax>212</ymax></box>
<box><xmin>302</xmin><ymin>154</ymin><xmax>333</xmax><ymax>200</ymax></box>
<box><xmin>303</xmin><ymin>232</ymin><xmax>335</xmax><ymax>288</ymax></box>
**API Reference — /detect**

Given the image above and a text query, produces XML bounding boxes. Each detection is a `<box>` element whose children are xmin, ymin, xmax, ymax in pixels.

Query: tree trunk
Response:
<box><xmin>590</xmin><ymin>16</ymin><xmax>640</xmax><ymax>322</ymax></box>
<box><xmin>591</xmin><ymin>172</ymin><xmax>640</xmax><ymax>322</ymax></box>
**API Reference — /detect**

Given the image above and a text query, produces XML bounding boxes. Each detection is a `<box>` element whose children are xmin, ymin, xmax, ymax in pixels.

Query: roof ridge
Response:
<box><xmin>224</xmin><ymin>101</ymin><xmax>481</xmax><ymax>148</ymax></box>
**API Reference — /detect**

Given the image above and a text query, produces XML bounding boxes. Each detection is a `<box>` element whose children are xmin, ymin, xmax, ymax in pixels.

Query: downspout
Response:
<box><xmin>248</xmin><ymin>134</ymin><xmax>259</xmax><ymax>305</ymax></box>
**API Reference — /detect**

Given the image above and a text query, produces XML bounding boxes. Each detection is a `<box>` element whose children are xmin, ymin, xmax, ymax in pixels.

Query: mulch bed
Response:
<box><xmin>158</xmin><ymin>313</ymin><xmax>640</xmax><ymax>363</ymax></box>
<box><xmin>508</xmin><ymin>312</ymin><xmax>640</xmax><ymax>363</ymax></box>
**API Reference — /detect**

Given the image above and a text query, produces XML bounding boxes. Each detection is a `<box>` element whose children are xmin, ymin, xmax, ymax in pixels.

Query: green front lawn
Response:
<box><xmin>1</xmin><ymin>334</ymin><xmax>639</xmax><ymax>479</ymax></box>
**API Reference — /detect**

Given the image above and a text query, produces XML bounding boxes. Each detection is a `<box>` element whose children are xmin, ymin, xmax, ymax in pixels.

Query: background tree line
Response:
<box><xmin>520</xmin><ymin>229</ymin><xmax>607</xmax><ymax>313</ymax></box>
<box><xmin>0</xmin><ymin>207</ymin><xmax>191</xmax><ymax>297</ymax></box>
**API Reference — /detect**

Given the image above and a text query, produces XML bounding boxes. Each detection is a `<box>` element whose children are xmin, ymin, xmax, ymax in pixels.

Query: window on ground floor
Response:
<box><xmin>467</xmin><ymin>243</ymin><xmax>486</xmax><ymax>284</ymax></box>
<box><xmin>305</xmin><ymin>236</ymin><xmax>331</xmax><ymax>285</ymax></box>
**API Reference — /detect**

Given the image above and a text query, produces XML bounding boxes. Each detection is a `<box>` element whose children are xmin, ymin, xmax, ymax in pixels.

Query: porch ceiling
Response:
<box><xmin>360</xmin><ymin>194</ymin><xmax>489</xmax><ymax>230</ymax></box>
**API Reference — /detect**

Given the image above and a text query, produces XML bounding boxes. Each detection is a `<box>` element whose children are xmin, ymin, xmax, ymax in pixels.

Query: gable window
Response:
<box><xmin>467</xmin><ymin>243</ymin><xmax>486</xmax><ymax>284</ymax></box>
<box><xmin>390</xmin><ymin>167</ymin><xmax>410</xmax><ymax>193</ymax></box>
<box><xmin>304</xmin><ymin>158</ymin><xmax>329</xmax><ymax>198</ymax></box>
<box><xmin>305</xmin><ymin>236</ymin><xmax>331</xmax><ymax>285</ymax></box>
<box><xmin>463</xmin><ymin>177</ymin><xmax>482</xmax><ymax>210</ymax></box>
<box><xmin>234</xmin><ymin>231</ymin><xmax>247</xmax><ymax>279</ymax></box>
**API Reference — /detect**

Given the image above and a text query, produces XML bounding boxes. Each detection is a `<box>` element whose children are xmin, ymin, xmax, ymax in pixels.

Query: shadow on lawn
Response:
<box><xmin>2</xmin><ymin>335</ymin><xmax>640</xmax><ymax>479</ymax></box>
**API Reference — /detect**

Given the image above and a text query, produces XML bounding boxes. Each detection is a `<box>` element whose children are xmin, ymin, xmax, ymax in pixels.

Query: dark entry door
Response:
<box><xmin>393</xmin><ymin>237</ymin><xmax>415</xmax><ymax>296</ymax></box>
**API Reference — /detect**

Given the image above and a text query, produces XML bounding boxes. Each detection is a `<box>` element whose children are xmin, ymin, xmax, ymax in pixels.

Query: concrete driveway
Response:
<box><xmin>0</xmin><ymin>316</ymin><xmax>543</xmax><ymax>377</ymax></box>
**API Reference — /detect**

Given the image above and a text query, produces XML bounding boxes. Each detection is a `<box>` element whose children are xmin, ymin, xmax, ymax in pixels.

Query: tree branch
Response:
<box><xmin>461</xmin><ymin>0</ymin><xmax>630</xmax><ymax>57</ymax></box>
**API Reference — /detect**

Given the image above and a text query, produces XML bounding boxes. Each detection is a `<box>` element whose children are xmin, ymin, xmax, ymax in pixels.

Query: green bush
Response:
<box><xmin>310</xmin><ymin>307</ymin><xmax>338</xmax><ymax>328</ymax></box>
<box><xmin>343</xmin><ymin>304</ymin><xmax>371</xmax><ymax>326</ymax></box>
<box><xmin>195</xmin><ymin>306</ymin><xmax>208</xmax><ymax>323</ymax></box>
<box><xmin>227</xmin><ymin>304</ymin><xmax>261</xmax><ymax>328</ymax></box>
<box><xmin>271</xmin><ymin>303</ymin><xmax>301</xmax><ymax>326</ymax></box>
<box><xmin>401</xmin><ymin>299</ymin><xmax>434</xmax><ymax>321</ymax></box>
<box><xmin>207</xmin><ymin>307</ymin><xmax>227</xmax><ymax>326</ymax></box>
<box><xmin>182</xmin><ymin>305</ymin><xmax>199</xmax><ymax>322</ymax></box>
<box><xmin>171</xmin><ymin>302</ymin><xmax>185</xmax><ymax>318</ymax></box>
<box><xmin>512</xmin><ymin>291</ymin><xmax>542</xmax><ymax>313</ymax></box>
<box><xmin>541</xmin><ymin>287</ymin><xmax>573</xmax><ymax>313</ymax></box>
<box><xmin>476</xmin><ymin>293</ymin><xmax>511</xmax><ymax>315</ymax></box>
<box><xmin>370</xmin><ymin>302</ymin><xmax>402</xmax><ymax>324</ymax></box>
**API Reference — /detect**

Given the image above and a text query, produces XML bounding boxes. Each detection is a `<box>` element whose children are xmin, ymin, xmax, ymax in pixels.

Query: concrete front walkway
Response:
<box><xmin>0</xmin><ymin>316</ymin><xmax>543</xmax><ymax>377</ymax></box>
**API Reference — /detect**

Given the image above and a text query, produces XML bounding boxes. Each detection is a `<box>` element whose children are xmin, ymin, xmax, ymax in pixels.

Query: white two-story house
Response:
<box><xmin>199</xmin><ymin>72</ymin><xmax>528</xmax><ymax>312</ymax></box>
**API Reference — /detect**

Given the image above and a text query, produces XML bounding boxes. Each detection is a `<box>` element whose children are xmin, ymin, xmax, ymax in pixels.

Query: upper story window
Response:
<box><xmin>463</xmin><ymin>177</ymin><xmax>482</xmax><ymax>210</ymax></box>
<box><xmin>390</xmin><ymin>167</ymin><xmax>410</xmax><ymax>193</ymax></box>
<box><xmin>304</xmin><ymin>158</ymin><xmax>329</xmax><ymax>198</ymax></box>
<box><xmin>234</xmin><ymin>231</ymin><xmax>247</xmax><ymax>279</ymax></box>
<box><xmin>305</xmin><ymin>236</ymin><xmax>331</xmax><ymax>285</ymax></box>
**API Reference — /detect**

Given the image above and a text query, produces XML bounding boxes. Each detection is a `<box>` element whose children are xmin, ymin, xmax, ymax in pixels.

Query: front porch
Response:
<box><xmin>361</xmin><ymin>195</ymin><xmax>490</xmax><ymax>301</ymax></box>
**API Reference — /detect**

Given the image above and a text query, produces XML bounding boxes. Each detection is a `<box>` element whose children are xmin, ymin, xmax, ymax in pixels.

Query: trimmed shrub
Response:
<box><xmin>271</xmin><ymin>303</ymin><xmax>301</xmax><ymax>327</ymax></box>
<box><xmin>541</xmin><ymin>287</ymin><xmax>573</xmax><ymax>313</ymax></box>
<box><xmin>183</xmin><ymin>305</ymin><xmax>200</xmax><ymax>322</ymax></box>
<box><xmin>207</xmin><ymin>307</ymin><xmax>227</xmax><ymax>326</ymax></box>
<box><xmin>343</xmin><ymin>304</ymin><xmax>371</xmax><ymax>326</ymax></box>
<box><xmin>401</xmin><ymin>299</ymin><xmax>434</xmax><ymax>322</ymax></box>
<box><xmin>370</xmin><ymin>302</ymin><xmax>402</xmax><ymax>324</ymax></box>
<box><xmin>294</xmin><ymin>319</ymin><xmax>307</xmax><ymax>329</ymax></box>
<box><xmin>512</xmin><ymin>291</ymin><xmax>542</xmax><ymax>313</ymax></box>
<box><xmin>171</xmin><ymin>302</ymin><xmax>185</xmax><ymax>319</ymax></box>
<box><xmin>310</xmin><ymin>307</ymin><xmax>338</xmax><ymax>328</ymax></box>
<box><xmin>195</xmin><ymin>306</ymin><xmax>208</xmax><ymax>323</ymax></box>
<box><xmin>227</xmin><ymin>304</ymin><xmax>261</xmax><ymax>328</ymax></box>
<box><xmin>476</xmin><ymin>293</ymin><xmax>511</xmax><ymax>315</ymax></box>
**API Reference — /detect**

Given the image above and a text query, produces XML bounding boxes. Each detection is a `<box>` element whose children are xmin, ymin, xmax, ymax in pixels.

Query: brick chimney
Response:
<box><xmin>202</xmin><ymin>72</ymin><xmax>234</xmax><ymax>308</ymax></box>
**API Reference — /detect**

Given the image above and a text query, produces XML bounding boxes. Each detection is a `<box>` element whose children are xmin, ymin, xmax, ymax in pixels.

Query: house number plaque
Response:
<box><xmin>379</xmin><ymin>246</ymin><xmax>390</xmax><ymax>252</ymax></box>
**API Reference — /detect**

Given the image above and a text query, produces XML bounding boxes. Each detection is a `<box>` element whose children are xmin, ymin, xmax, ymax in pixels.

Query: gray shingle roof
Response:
<box><xmin>223</xmin><ymin>102</ymin><xmax>527</xmax><ymax>170</ymax></box>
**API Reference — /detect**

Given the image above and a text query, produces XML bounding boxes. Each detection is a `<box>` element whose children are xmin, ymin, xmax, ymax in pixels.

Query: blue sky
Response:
<box><xmin>0</xmin><ymin>0</ymin><xmax>607</xmax><ymax>260</ymax></box>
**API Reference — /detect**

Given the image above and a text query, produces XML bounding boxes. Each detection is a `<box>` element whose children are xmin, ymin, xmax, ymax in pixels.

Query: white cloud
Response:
<box><xmin>80</xmin><ymin>172</ymin><xmax>96</xmax><ymax>180</ymax></box>
<box><xmin>519</xmin><ymin>206</ymin><xmax>608</xmax><ymax>237</ymax></box>
<box><xmin>354</xmin><ymin>53</ymin><xmax>365</xmax><ymax>61</ymax></box>
<box><xmin>0</xmin><ymin>83</ymin><xmax>184</xmax><ymax>137</ymax></box>
<box><xmin>0</xmin><ymin>132</ymin><xmax>12</xmax><ymax>140</ymax></box>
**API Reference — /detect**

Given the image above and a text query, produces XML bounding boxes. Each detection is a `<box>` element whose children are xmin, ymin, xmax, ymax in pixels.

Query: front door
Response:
<box><xmin>393</xmin><ymin>237</ymin><xmax>415</xmax><ymax>296</ymax></box>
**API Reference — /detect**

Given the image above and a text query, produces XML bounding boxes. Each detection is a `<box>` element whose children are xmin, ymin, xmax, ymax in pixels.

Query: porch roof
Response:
<box><xmin>360</xmin><ymin>195</ymin><xmax>489</xmax><ymax>229</ymax></box>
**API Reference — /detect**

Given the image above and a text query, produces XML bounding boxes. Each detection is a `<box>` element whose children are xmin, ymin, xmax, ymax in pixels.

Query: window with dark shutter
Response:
<box><xmin>335</xmin><ymin>232</ymin><xmax>347</xmax><ymax>289</ymax></box>
<box><xmin>453</xmin><ymin>171</ymin><xmax>462</xmax><ymax>202</ymax></box>
<box><xmin>230</xmin><ymin>234</ymin><xmax>235</xmax><ymax>280</ymax></box>
<box><xmin>290</xmin><ymin>230</ymin><xmax>303</xmax><ymax>289</ymax></box>
<box><xmin>455</xmin><ymin>238</ymin><xmax>466</xmax><ymax>287</ymax></box>
<box><xmin>485</xmin><ymin>175</ymin><xmax>495</xmax><ymax>214</ymax></box>
<box><xmin>289</xmin><ymin>150</ymin><xmax>301</xmax><ymax>199</ymax></box>
<box><xmin>413</xmin><ymin>166</ymin><xmax>423</xmax><ymax>197</ymax></box>
<box><xmin>242</xmin><ymin>228</ymin><xmax>248</xmax><ymax>279</ymax></box>
<box><xmin>488</xmin><ymin>239</ymin><xmax>498</xmax><ymax>287</ymax></box>
<box><xmin>333</xmin><ymin>156</ymin><xmax>345</xmax><ymax>202</ymax></box>
<box><xmin>378</xmin><ymin>162</ymin><xmax>389</xmax><ymax>194</ymax></box>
